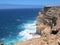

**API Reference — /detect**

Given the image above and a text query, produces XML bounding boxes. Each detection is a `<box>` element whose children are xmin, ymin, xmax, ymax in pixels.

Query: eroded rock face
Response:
<box><xmin>36</xmin><ymin>6</ymin><xmax>60</xmax><ymax>36</ymax></box>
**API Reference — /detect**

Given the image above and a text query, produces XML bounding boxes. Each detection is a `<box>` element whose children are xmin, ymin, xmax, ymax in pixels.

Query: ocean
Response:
<box><xmin>0</xmin><ymin>8</ymin><xmax>41</xmax><ymax>45</ymax></box>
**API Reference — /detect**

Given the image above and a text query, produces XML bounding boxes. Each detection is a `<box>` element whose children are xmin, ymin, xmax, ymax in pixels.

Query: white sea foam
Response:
<box><xmin>2</xmin><ymin>20</ymin><xmax>40</xmax><ymax>44</ymax></box>
<box><xmin>17</xmin><ymin>21</ymin><xmax>40</xmax><ymax>42</ymax></box>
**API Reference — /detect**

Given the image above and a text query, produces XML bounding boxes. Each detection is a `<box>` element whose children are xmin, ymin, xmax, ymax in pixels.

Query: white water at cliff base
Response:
<box><xmin>4</xmin><ymin>20</ymin><xmax>40</xmax><ymax>45</ymax></box>
<box><xmin>17</xmin><ymin>20</ymin><xmax>40</xmax><ymax>42</ymax></box>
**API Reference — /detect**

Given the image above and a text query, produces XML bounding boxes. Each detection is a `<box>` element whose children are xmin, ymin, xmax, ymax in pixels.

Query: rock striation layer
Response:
<box><xmin>14</xmin><ymin>6</ymin><xmax>60</xmax><ymax>45</ymax></box>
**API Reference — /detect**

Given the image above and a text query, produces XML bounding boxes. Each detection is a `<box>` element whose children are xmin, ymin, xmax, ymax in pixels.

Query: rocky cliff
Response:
<box><xmin>14</xmin><ymin>6</ymin><xmax>60</xmax><ymax>45</ymax></box>
<box><xmin>36</xmin><ymin>6</ymin><xmax>60</xmax><ymax>35</ymax></box>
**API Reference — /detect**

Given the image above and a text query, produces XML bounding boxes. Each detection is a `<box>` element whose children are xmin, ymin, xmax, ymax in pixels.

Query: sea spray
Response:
<box><xmin>17</xmin><ymin>20</ymin><xmax>40</xmax><ymax>42</ymax></box>
<box><xmin>1</xmin><ymin>20</ymin><xmax>40</xmax><ymax>45</ymax></box>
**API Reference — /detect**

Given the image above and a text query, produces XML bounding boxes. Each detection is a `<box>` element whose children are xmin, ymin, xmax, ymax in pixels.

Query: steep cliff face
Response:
<box><xmin>36</xmin><ymin>6</ymin><xmax>60</xmax><ymax>36</ymax></box>
<box><xmin>14</xmin><ymin>6</ymin><xmax>60</xmax><ymax>45</ymax></box>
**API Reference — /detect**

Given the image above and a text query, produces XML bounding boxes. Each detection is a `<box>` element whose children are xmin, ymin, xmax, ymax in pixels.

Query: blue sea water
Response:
<box><xmin>0</xmin><ymin>8</ymin><xmax>41</xmax><ymax>44</ymax></box>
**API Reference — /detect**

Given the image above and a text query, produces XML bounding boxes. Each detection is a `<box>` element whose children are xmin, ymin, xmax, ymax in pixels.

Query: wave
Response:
<box><xmin>2</xmin><ymin>20</ymin><xmax>40</xmax><ymax>45</ymax></box>
<box><xmin>17</xmin><ymin>20</ymin><xmax>40</xmax><ymax>42</ymax></box>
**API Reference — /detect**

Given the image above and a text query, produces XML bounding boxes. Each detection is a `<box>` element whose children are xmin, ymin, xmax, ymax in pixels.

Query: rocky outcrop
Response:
<box><xmin>36</xmin><ymin>6</ymin><xmax>60</xmax><ymax>45</ymax></box>
<box><xmin>0</xmin><ymin>43</ymin><xmax>4</xmax><ymax>45</ymax></box>
<box><xmin>36</xmin><ymin>6</ymin><xmax>60</xmax><ymax>35</ymax></box>
<box><xmin>14</xmin><ymin>6</ymin><xmax>60</xmax><ymax>45</ymax></box>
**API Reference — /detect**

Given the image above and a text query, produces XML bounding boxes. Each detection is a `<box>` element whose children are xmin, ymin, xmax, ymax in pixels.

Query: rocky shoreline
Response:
<box><xmin>14</xmin><ymin>6</ymin><xmax>60</xmax><ymax>45</ymax></box>
<box><xmin>1</xmin><ymin>6</ymin><xmax>60</xmax><ymax>45</ymax></box>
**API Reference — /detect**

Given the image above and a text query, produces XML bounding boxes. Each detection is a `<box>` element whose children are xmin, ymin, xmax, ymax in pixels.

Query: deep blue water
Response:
<box><xmin>0</xmin><ymin>8</ymin><xmax>41</xmax><ymax>44</ymax></box>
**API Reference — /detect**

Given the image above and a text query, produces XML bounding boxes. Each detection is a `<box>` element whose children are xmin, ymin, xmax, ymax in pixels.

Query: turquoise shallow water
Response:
<box><xmin>0</xmin><ymin>8</ymin><xmax>41</xmax><ymax>44</ymax></box>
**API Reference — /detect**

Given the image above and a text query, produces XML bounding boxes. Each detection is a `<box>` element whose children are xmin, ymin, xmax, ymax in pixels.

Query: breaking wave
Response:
<box><xmin>3</xmin><ymin>20</ymin><xmax>40</xmax><ymax>45</ymax></box>
<box><xmin>17</xmin><ymin>20</ymin><xmax>40</xmax><ymax>42</ymax></box>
